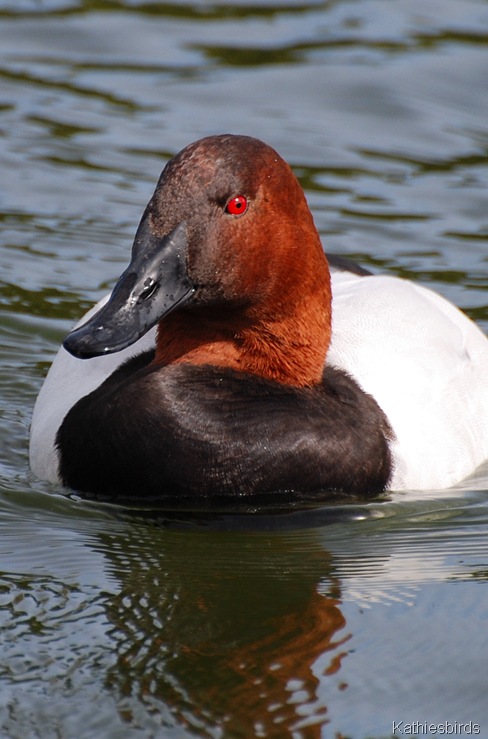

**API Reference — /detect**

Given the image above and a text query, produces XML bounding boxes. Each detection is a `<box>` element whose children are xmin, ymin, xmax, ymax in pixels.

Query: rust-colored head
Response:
<box><xmin>64</xmin><ymin>135</ymin><xmax>332</xmax><ymax>387</ymax></box>
<box><xmin>150</xmin><ymin>135</ymin><xmax>332</xmax><ymax>386</ymax></box>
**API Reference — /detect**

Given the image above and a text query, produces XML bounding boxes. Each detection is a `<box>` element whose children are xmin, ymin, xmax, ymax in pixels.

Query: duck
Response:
<box><xmin>29</xmin><ymin>134</ymin><xmax>488</xmax><ymax>501</ymax></box>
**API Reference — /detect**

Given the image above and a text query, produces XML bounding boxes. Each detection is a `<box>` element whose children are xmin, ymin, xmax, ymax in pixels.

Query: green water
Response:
<box><xmin>1</xmin><ymin>1</ymin><xmax>488</xmax><ymax>737</ymax></box>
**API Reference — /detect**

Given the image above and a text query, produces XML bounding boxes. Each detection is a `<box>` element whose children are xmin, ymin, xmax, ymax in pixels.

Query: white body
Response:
<box><xmin>30</xmin><ymin>271</ymin><xmax>488</xmax><ymax>491</ymax></box>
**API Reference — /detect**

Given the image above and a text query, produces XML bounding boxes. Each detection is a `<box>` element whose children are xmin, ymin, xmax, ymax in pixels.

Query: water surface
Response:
<box><xmin>1</xmin><ymin>1</ymin><xmax>488</xmax><ymax>737</ymax></box>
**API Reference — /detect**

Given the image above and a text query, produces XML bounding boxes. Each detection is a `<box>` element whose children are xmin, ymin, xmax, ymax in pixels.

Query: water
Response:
<box><xmin>1</xmin><ymin>1</ymin><xmax>488</xmax><ymax>737</ymax></box>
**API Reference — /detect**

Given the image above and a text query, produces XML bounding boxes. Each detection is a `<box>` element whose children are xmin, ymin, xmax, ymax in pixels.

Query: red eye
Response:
<box><xmin>225</xmin><ymin>195</ymin><xmax>248</xmax><ymax>216</ymax></box>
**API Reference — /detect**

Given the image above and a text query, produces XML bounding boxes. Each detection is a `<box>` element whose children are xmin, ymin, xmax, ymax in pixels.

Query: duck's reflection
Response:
<box><xmin>95</xmin><ymin>513</ymin><xmax>350</xmax><ymax>737</ymax></box>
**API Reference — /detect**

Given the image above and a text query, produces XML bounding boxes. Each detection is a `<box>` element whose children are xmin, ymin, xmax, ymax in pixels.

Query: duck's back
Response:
<box><xmin>30</xmin><ymin>270</ymin><xmax>488</xmax><ymax>493</ymax></box>
<box><xmin>328</xmin><ymin>270</ymin><xmax>488</xmax><ymax>490</ymax></box>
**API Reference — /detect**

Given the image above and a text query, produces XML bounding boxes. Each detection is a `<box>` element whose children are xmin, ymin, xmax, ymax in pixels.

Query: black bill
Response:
<box><xmin>63</xmin><ymin>219</ymin><xmax>195</xmax><ymax>359</ymax></box>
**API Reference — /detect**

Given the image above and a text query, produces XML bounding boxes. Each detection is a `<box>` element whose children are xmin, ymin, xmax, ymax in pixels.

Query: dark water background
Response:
<box><xmin>1</xmin><ymin>1</ymin><xmax>488</xmax><ymax>737</ymax></box>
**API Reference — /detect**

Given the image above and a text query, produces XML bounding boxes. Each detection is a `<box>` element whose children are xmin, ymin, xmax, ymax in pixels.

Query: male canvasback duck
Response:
<box><xmin>29</xmin><ymin>134</ymin><xmax>488</xmax><ymax>501</ymax></box>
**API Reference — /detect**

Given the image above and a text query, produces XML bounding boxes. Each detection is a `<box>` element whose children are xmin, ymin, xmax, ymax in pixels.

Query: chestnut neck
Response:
<box><xmin>154</xmin><ymin>253</ymin><xmax>332</xmax><ymax>389</ymax></box>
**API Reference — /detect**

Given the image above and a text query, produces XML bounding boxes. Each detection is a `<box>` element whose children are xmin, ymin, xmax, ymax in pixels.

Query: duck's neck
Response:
<box><xmin>154</xmin><ymin>256</ymin><xmax>332</xmax><ymax>388</ymax></box>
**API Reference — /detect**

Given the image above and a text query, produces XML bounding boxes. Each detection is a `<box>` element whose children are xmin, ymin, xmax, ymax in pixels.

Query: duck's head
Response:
<box><xmin>64</xmin><ymin>134</ymin><xmax>331</xmax><ymax>387</ymax></box>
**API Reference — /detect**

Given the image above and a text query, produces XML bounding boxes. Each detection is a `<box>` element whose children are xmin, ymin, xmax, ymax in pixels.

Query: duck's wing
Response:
<box><xmin>329</xmin><ymin>270</ymin><xmax>488</xmax><ymax>490</ymax></box>
<box><xmin>29</xmin><ymin>296</ymin><xmax>157</xmax><ymax>483</ymax></box>
<box><xmin>327</xmin><ymin>253</ymin><xmax>372</xmax><ymax>277</ymax></box>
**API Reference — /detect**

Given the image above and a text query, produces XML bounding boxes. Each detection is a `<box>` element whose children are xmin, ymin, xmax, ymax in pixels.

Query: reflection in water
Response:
<box><xmin>95</xmin><ymin>522</ymin><xmax>349</xmax><ymax>736</ymax></box>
